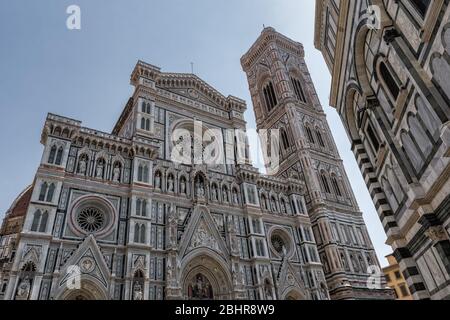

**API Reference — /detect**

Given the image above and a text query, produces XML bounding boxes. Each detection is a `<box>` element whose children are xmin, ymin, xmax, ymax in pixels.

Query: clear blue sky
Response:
<box><xmin>0</xmin><ymin>0</ymin><xmax>391</xmax><ymax>265</ymax></box>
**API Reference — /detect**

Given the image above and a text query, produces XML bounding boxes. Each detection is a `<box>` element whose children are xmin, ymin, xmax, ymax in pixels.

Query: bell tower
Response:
<box><xmin>242</xmin><ymin>27</ymin><xmax>386</xmax><ymax>300</ymax></box>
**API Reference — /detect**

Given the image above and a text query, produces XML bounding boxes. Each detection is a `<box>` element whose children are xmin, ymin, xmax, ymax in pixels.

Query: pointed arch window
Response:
<box><xmin>141</xmin><ymin>200</ymin><xmax>147</xmax><ymax>217</ymax></box>
<box><xmin>48</xmin><ymin>145</ymin><xmax>57</xmax><ymax>164</ymax></box>
<box><xmin>46</xmin><ymin>183</ymin><xmax>56</xmax><ymax>202</ymax></box>
<box><xmin>410</xmin><ymin>0</ymin><xmax>431</xmax><ymax>18</ymax></box>
<box><xmin>143</xmin><ymin>166</ymin><xmax>149</xmax><ymax>183</ymax></box>
<box><xmin>39</xmin><ymin>211</ymin><xmax>48</xmax><ymax>233</ymax></box>
<box><xmin>136</xmin><ymin>199</ymin><xmax>142</xmax><ymax>216</ymax></box>
<box><xmin>306</xmin><ymin>126</ymin><xmax>315</xmax><ymax>144</ymax></box>
<box><xmin>55</xmin><ymin>146</ymin><xmax>64</xmax><ymax>165</ymax></box>
<box><xmin>141</xmin><ymin>101</ymin><xmax>152</xmax><ymax>114</ymax></box>
<box><xmin>137</xmin><ymin>165</ymin><xmax>144</xmax><ymax>182</ymax></box>
<box><xmin>330</xmin><ymin>175</ymin><xmax>342</xmax><ymax>197</ymax></box>
<box><xmin>379</xmin><ymin>61</ymin><xmax>400</xmax><ymax>100</ymax></box>
<box><xmin>30</xmin><ymin>210</ymin><xmax>48</xmax><ymax>233</ymax></box>
<box><xmin>31</xmin><ymin>210</ymin><xmax>41</xmax><ymax>232</ymax></box>
<box><xmin>140</xmin><ymin>225</ymin><xmax>146</xmax><ymax>243</ymax></box>
<box><xmin>263</xmin><ymin>81</ymin><xmax>278</xmax><ymax>112</ymax></box>
<box><xmin>280</xmin><ymin>128</ymin><xmax>290</xmax><ymax>150</ymax></box>
<box><xmin>320</xmin><ymin>172</ymin><xmax>331</xmax><ymax>194</ymax></box>
<box><xmin>291</xmin><ymin>77</ymin><xmax>306</xmax><ymax>103</ymax></box>
<box><xmin>315</xmin><ymin>129</ymin><xmax>325</xmax><ymax>147</ymax></box>
<box><xmin>39</xmin><ymin>182</ymin><xmax>48</xmax><ymax>201</ymax></box>
<box><xmin>134</xmin><ymin>224</ymin><xmax>140</xmax><ymax>243</ymax></box>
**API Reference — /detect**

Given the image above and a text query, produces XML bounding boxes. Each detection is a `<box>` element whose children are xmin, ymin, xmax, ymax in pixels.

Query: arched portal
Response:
<box><xmin>181</xmin><ymin>251</ymin><xmax>233</xmax><ymax>300</ymax></box>
<box><xmin>55</xmin><ymin>277</ymin><xmax>108</xmax><ymax>301</ymax></box>
<box><xmin>282</xmin><ymin>288</ymin><xmax>306</xmax><ymax>300</ymax></box>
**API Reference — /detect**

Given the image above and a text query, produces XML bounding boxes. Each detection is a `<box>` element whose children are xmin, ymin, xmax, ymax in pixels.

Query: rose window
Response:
<box><xmin>76</xmin><ymin>207</ymin><xmax>105</xmax><ymax>233</ymax></box>
<box><xmin>271</xmin><ymin>234</ymin><xmax>286</xmax><ymax>254</ymax></box>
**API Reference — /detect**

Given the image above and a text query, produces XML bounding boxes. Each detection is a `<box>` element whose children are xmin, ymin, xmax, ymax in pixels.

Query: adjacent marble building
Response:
<box><xmin>314</xmin><ymin>0</ymin><xmax>450</xmax><ymax>299</ymax></box>
<box><xmin>0</xmin><ymin>30</ymin><xmax>390</xmax><ymax>300</ymax></box>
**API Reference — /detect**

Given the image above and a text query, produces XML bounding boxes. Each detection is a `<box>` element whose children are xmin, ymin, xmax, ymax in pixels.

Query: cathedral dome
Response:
<box><xmin>5</xmin><ymin>185</ymin><xmax>33</xmax><ymax>219</ymax></box>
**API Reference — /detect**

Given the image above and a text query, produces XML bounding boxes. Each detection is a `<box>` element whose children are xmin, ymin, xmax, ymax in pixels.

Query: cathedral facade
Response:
<box><xmin>314</xmin><ymin>0</ymin><xmax>450</xmax><ymax>299</ymax></box>
<box><xmin>0</xmin><ymin>30</ymin><xmax>391</xmax><ymax>300</ymax></box>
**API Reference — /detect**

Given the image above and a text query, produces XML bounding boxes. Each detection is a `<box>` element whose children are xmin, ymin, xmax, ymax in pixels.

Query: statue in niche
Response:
<box><xmin>133</xmin><ymin>281</ymin><xmax>143</xmax><ymax>301</ymax></box>
<box><xmin>280</xmin><ymin>201</ymin><xmax>287</xmax><ymax>213</ymax></box>
<box><xmin>168</xmin><ymin>204</ymin><xmax>178</xmax><ymax>248</ymax></box>
<box><xmin>261</xmin><ymin>197</ymin><xmax>267</xmax><ymax>210</ymax></box>
<box><xmin>167</xmin><ymin>175</ymin><xmax>174</xmax><ymax>192</ymax></box>
<box><xmin>211</xmin><ymin>186</ymin><xmax>217</xmax><ymax>200</ymax></box>
<box><xmin>223</xmin><ymin>189</ymin><xmax>229</xmax><ymax>202</ymax></box>
<box><xmin>16</xmin><ymin>277</ymin><xmax>31</xmax><ymax>299</ymax></box>
<box><xmin>113</xmin><ymin>165</ymin><xmax>121</xmax><ymax>182</ymax></box>
<box><xmin>154</xmin><ymin>172</ymin><xmax>161</xmax><ymax>189</ymax></box>
<box><xmin>228</xmin><ymin>216</ymin><xmax>239</xmax><ymax>255</ymax></box>
<box><xmin>180</xmin><ymin>178</ymin><xmax>186</xmax><ymax>194</ymax></box>
<box><xmin>265</xmin><ymin>282</ymin><xmax>273</xmax><ymax>300</ymax></box>
<box><xmin>232</xmin><ymin>265</ymin><xmax>238</xmax><ymax>285</ymax></box>
<box><xmin>240</xmin><ymin>266</ymin><xmax>246</xmax><ymax>286</ymax></box>
<box><xmin>196</xmin><ymin>177</ymin><xmax>205</xmax><ymax>197</ymax></box>
<box><xmin>232</xmin><ymin>190</ymin><xmax>238</xmax><ymax>204</ymax></box>
<box><xmin>271</xmin><ymin>198</ymin><xmax>277</xmax><ymax>212</ymax></box>
<box><xmin>77</xmin><ymin>157</ymin><xmax>87</xmax><ymax>175</ymax></box>
<box><xmin>166</xmin><ymin>258</ymin><xmax>175</xmax><ymax>285</ymax></box>
<box><xmin>96</xmin><ymin>161</ymin><xmax>104</xmax><ymax>178</ymax></box>
<box><xmin>320</xmin><ymin>284</ymin><xmax>328</xmax><ymax>300</ymax></box>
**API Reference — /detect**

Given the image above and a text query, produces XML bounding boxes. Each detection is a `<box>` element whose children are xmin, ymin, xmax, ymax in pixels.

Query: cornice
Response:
<box><xmin>241</xmin><ymin>27</ymin><xmax>304</xmax><ymax>72</ymax></box>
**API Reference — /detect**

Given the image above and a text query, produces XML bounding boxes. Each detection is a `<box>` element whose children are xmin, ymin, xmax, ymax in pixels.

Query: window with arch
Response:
<box><xmin>409</xmin><ymin>0</ymin><xmax>431</xmax><ymax>18</ymax></box>
<box><xmin>320</xmin><ymin>172</ymin><xmax>331</xmax><ymax>194</ymax></box>
<box><xmin>136</xmin><ymin>199</ymin><xmax>147</xmax><ymax>217</ymax></box>
<box><xmin>366</xmin><ymin>123</ymin><xmax>381</xmax><ymax>153</ymax></box>
<box><xmin>38</xmin><ymin>182</ymin><xmax>56</xmax><ymax>202</ymax></box>
<box><xmin>38</xmin><ymin>182</ymin><xmax>48</xmax><ymax>201</ymax></box>
<box><xmin>280</xmin><ymin>128</ymin><xmax>290</xmax><ymax>150</ymax></box>
<box><xmin>141</xmin><ymin>101</ymin><xmax>151</xmax><ymax>114</ymax></box>
<box><xmin>315</xmin><ymin>129</ymin><xmax>325</xmax><ymax>148</ymax></box>
<box><xmin>330</xmin><ymin>175</ymin><xmax>342</xmax><ymax>197</ymax></box>
<box><xmin>141</xmin><ymin>117</ymin><xmax>151</xmax><ymax>131</ymax></box>
<box><xmin>379</xmin><ymin>61</ymin><xmax>400</xmax><ymax>101</ymax></box>
<box><xmin>30</xmin><ymin>209</ymin><xmax>49</xmax><ymax>233</ymax></box>
<box><xmin>291</xmin><ymin>77</ymin><xmax>306</xmax><ymax>103</ymax></box>
<box><xmin>134</xmin><ymin>223</ymin><xmax>146</xmax><ymax>243</ymax></box>
<box><xmin>48</xmin><ymin>145</ymin><xmax>64</xmax><ymax>165</ymax></box>
<box><xmin>305</xmin><ymin>126</ymin><xmax>315</xmax><ymax>144</ymax></box>
<box><xmin>137</xmin><ymin>164</ymin><xmax>149</xmax><ymax>183</ymax></box>
<box><xmin>262</xmin><ymin>81</ymin><xmax>278</xmax><ymax>112</ymax></box>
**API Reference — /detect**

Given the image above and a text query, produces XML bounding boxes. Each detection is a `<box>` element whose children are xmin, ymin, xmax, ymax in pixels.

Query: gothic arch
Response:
<box><xmin>54</xmin><ymin>276</ymin><xmax>109</xmax><ymax>300</ymax></box>
<box><xmin>281</xmin><ymin>288</ymin><xmax>306</xmax><ymax>300</ymax></box>
<box><xmin>180</xmin><ymin>250</ymin><xmax>233</xmax><ymax>300</ymax></box>
<box><xmin>344</xmin><ymin>83</ymin><xmax>364</xmax><ymax>141</ymax></box>
<box><xmin>353</xmin><ymin>2</ymin><xmax>392</xmax><ymax>97</ymax></box>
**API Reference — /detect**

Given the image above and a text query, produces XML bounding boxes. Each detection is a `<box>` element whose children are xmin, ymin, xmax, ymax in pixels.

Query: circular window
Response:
<box><xmin>68</xmin><ymin>195</ymin><xmax>117</xmax><ymax>238</ymax></box>
<box><xmin>76</xmin><ymin>207</ymin><xmax>105</xmax><ymax>233</ymax></box>
<box><xmin>271</xmin><ymin>234</ymin><xmax>286</xmax><ymax>254</ymax></box>
<box><xmin>269</xmin><ymin>228</ymin><xmax>293</xmax><ymax>257</ymax></box>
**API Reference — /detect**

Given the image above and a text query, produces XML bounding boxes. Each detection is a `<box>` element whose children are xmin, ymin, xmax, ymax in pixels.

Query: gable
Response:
<box><xmin>58</xmin><ymin>235</ymin><xmax>111</xmax><ymax>288</ymax></box>
<box><xmin>179</xmin><ymin>205</ymin><xmax>230</xmax><ymax>260</ymax></box>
